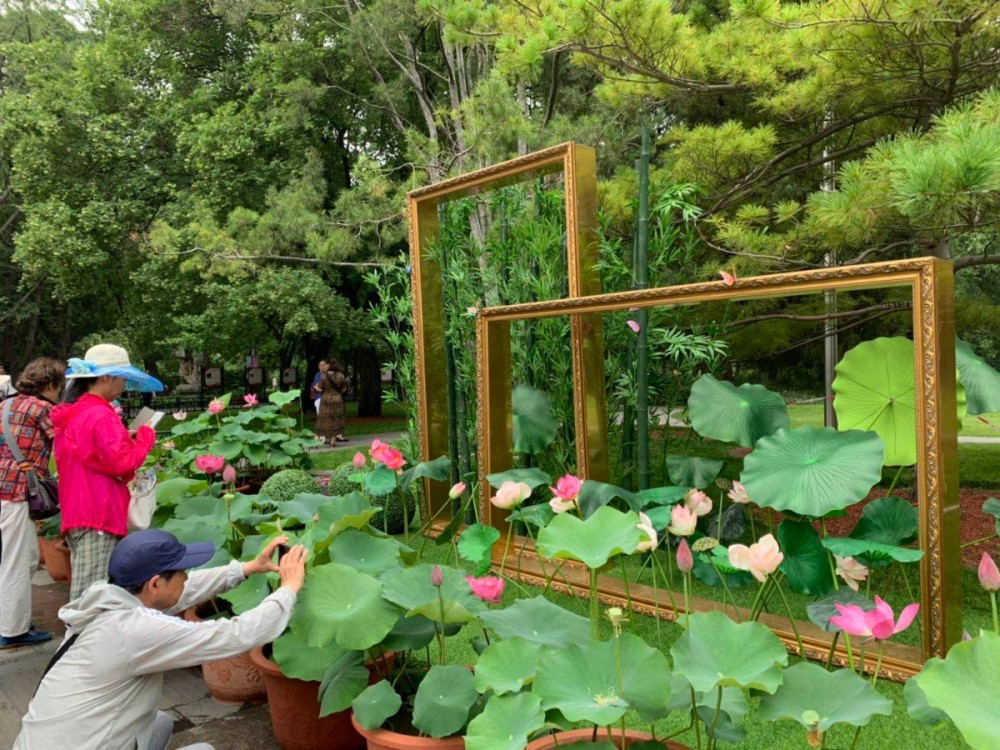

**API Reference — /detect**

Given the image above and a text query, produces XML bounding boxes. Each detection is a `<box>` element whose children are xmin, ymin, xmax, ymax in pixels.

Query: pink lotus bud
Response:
<box><xmin>222</xmin><ymin>464</ymin><xmax>237</xmax><ymax>485</ymax></box>
<box><xmin>979</xmin><ymin>553</ymin><xmax>1000</xmax><ymax>592</ymax></box>
<box><xmin>172</xmin><ymin>410</ymin><xmax>187</xmax><ymax>421</ymax></box>
<box><xmin>626</xmin><ymin>320</ymin><xmax>641</xmax><ymax>333</ymax></box>
<box><xmin>353</xmin><ymin>452</ymin><xmax>366</xmax><ymax>469</ymax></box>
<box><xmin>208</xmin><ymin>399</ymin><xmax>224</xmax><ymax>415</ymax></box>
<box><xmin>430</xmin><ymin>565</ymin><xmax>443</xmax><ymax>587</ymax></box>
<box><xmin>676</xmin><ymin>539</ymin><xmax>694</xmax><ymax>573</ymax></box>
<box><xmin>719</xmin><ymin>270</ymin><xmax>736</xmax><ymax>286</ymax></box>
<box><xmin>449</xmin><ymin>482</ymin><xmax>466</xmax><ymax>499</ymax></box>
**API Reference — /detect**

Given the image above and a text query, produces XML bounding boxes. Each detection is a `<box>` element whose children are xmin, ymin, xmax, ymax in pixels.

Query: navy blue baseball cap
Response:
<box><xmin>109</xmin><ymin>529</ymin><xmax>215</xmax><ymax>588</ymax></box>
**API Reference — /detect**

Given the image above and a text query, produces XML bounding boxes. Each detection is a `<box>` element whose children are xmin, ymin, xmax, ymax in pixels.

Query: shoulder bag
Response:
<box><xmin>127</xmin><ymin>468</ymin><xmax>158</xmax><ymax>531</ymax></box>
<box><xmin>1</xmin><ymin>398</ymin><xmax>59</xmax><ymax>520</ymax></box>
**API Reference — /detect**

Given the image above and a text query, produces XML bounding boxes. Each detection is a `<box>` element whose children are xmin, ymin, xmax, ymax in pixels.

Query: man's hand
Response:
<box><xmin>242</xmin><ymin>536</ymin><xmax>289</xmax><ymax>578</ymax></box>
<box><xmin>278</xmin><ymin>545</ymin><xmax>308</xmax><ymax>594</ymax></box>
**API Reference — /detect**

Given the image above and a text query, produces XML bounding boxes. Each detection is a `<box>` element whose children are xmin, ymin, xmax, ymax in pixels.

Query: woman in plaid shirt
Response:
<box><xmin>0</xmin><ymin>358</ymin><xmax>65</xmax><ymax>648</ymax></box>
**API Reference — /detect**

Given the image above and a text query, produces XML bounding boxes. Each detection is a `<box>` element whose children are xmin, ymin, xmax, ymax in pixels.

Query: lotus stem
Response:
<box><xmin>649</xmin><ymin>553</ymin><xmax>663</xmax><ymax>649</ymax></box>
<box><xmin>589</xmin><ymin>567</ymin><xmax>600</xmax><ymax>639</ymax></box>
<box><xmin>884</xmin><ymin>465</ymin><xmax>905</xmax><ymax>497</ymax></box>
<box><xmin>773</xmin><ymin>575</ymin><xmax>806</xmax><ymax>658</ymax></box>
<box><xmin>708</xmin><ymin>557</ymin><xmax>741</xmax><ymax>623</ymax></box>
<box><xmin>870</xmin><ymin>642</ymin><xmax>885</xmax><ymax>687</ymax></box>
<box><xmin>691</xmin><ymin>686</ymin><xmax>703</xmax><ymax>750</ymax></box>
<box><xmin>618</xmin><ymin>557</ymin><xmax>638</xmax><ymax>634</ymax></box>
<box><xmin>682</xmin><ymin>570</ymin><xmax>692</xmax><ymax>629</ymax></box>
<box><xmin>497</xmin><ymin>519</ymin><xmax>514</xmax><ymax>577</ymax></box>
<box><xmin>651</xmin><ymin>552</ymin><xmax>681</xmax><ymax>623</ymax></box>
<box><xmin>961</xmin><ymin>533</ymin><xmax>999</xmax><ymax>549</ymax></box>
<box><xmin>857</xmin><ymin>642</ymin><xmax>867</xmax><ymax>679</ymax></box>
<box><xmin>992</xmin><ymin>592</ymin><xmax>999</xmax><ymax>636</ymax></box>
<box><xmin>824</xmin><ymin>631</ymin><xmax>840</xmax><ymax>670</ymax></box>
<box><xmin>850</xmin><ymin>726</ymin><xmax>862</xmax><ymax>750</ymax></box>
<box><xmin>707</xmin><ymin>687</ymin><xmax>723</xmax><ymax>750</ymax></box>
<box><xmin>749</xmin><ymin>578</ymin><xmax>770</xmax><ymax>621</ymax></box>
<box><xmin>436</xmin><ymin>586</ymin><xmax>447</xmax><ymax>666</ymax></box>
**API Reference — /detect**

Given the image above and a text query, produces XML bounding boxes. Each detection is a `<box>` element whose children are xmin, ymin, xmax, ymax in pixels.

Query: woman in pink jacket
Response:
<box><xmin>52</xmin><ymin>344</ymin><xmax>163</xmax><ymax>599</ymax></box>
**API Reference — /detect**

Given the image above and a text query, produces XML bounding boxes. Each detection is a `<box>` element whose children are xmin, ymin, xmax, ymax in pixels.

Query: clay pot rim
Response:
<box><xmin>251</xmin><ymin>645</ymin><xmax>396</xmax><ymax>683</ymax></box>
<box><xmin>526</xmin><ymin>728</ymin><xmax>688</xmax><ymax>750</ymax></box>
<box><xmin>350</xmin><ymin>712</ymin><xmax>466</xmax><ymax>747</ymax></box>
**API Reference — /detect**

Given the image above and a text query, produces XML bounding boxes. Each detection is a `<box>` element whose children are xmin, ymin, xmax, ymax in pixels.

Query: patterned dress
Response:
<box><xmin>0</xmin><ymin>395</ymin><xmax>55</xmax><ymax>503</ymax></box>
<box><xmin>315</xmin><ymin>371</ymin><xmax>347</xmax><ymax>439</ymax></box>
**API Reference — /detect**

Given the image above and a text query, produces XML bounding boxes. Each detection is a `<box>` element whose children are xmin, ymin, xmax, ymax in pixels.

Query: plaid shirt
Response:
<box><xmin>0</xmin><ymin>395</ymin><xmax>55</xmax><ymax>502</ymax></box>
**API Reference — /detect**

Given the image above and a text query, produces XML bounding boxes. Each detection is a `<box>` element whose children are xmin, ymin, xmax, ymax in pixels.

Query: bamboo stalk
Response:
<box><xmin>636</xmin><ymin>127</ymin><xmax>652</xmax><ymax>490</ymax></box>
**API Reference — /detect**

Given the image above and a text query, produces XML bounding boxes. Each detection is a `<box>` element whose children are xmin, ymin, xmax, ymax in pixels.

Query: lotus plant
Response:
<box><xmin>978</xmin><ymin>552</ymin><xmax>1000</xmax><ymax>633</ymax></box>
<box><xmin>829</xmin><ymin>596</ymin><xmax>919</xmax><ymax>683</ymax></box>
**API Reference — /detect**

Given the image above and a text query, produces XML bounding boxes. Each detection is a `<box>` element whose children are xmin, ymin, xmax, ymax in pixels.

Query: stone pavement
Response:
<box><xmin>0</xmin><ymin>567</ymin><xmax>281</xmax><ymax>749</ymax></box>
<box><xmin>309</xmin><ymin>430</ymin><xmax>407</xmax><ymax>456</ymax></box>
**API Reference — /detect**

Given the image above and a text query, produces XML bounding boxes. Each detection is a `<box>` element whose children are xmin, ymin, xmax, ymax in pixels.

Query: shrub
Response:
<box><xmin>325</xmin><ymin>462</ymin><xmax>360</xmax><ymax>497</ymax></box>
<box><xmin>259</xmin><ymin>469</ymin><xmax>323</xmax><ymax>504</ymax></box>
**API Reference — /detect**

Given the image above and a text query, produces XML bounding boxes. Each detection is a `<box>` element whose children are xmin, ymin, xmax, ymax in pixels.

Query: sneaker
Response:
<box><xmin>0</xmin><ymin>630</ymin><xmax>53</xmax><ymax>649</ymax></box>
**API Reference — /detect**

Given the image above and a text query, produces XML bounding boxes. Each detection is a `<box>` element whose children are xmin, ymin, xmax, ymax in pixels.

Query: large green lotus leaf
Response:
<box><xmin>275</xmin><ymin>494</ymin><xmax>329</xmax><ymax>525</ymax></box>
<box><xmin>464</xmin><ymin>692</ymin><xmax>546</xmax><ymax>750</ymax></box>
<box><xmin>777</xmin><ymin>521</ymin><xmax>832</xmax><ymax>596</ymax></box>
<box><xmin>637</xmin><ymin>486</ymin><xmax>688</xmax><ymax>508</ymax></box>
<box><xmin>806</xmin><ymin>589</ymin><xmax>875</xmax><ymax>633</ymax></box>
<box><xmin>913</xmin><ymin>631</ymin><xmax>1000</xmax><ymax>749</ymax></box>
<box><xmin>318</xmin><ymin>651</ymin><xmax>369</xmax><ymax>717</ymax></box>
<box><xmin>352</xmin><ymin>680</ymin><xmax>402</xmax><ymax>730</ymax></box>
<box><xmin>760</xmin><ymin>663</ymin><xmax>892</xmax><ymax>732</ymax></box>
<box><xmin>537</xmin><ymin>506</ymin><xmax>641</xmax><ymax>568</ymax></box>
<box><xmin>666</xmin><ymin>673</ymin><xmax>748</xmax><ymax>746</ymax></box>
<box><xmin>412</xmin><ymin>665</ymin><xmax>477</xmax><ymax>738</ymax></box>
<box><xmin>671</xmin><ymin>612</ymin><xmax>788</xmax><ymax>694</ymax></box>
<box><xmin>508</xmin><ymin>504</ymin><xmax>555</xmax><ymax>529</ymax></box>
<box><xmin>291</xmin><ymin>563</ymin><xmax>400</xmax><ymax>649</ymax></box>
<box><xmin>408</xmin><ymin>598</ymin><xmax>477</xmax><ymax>625</ymax></box>
<box><xmin>982</xmin><ymin>497</ymin><xmax>1000</xmax><ymax>536</ymax></box>
<box><xmin>688</xmin><ymin>374</ymin><xmax>790</xmax><ymax>447</ymax></box>
<box><xmin>162</xmin><ymin>516</ymin><xmax>228</xmax><ymax>548</ymax></box>
<box><xmin>956</xmin><ymin>339</ymin><xmax>1000</xmax><ymax>415</ymax></box>
<box><xmin>474</xmin><ymin>637</ymin><xmax>543</xmax><ymax>695</ymax></box>
<box><xmin>666</xmin><ymin>455</ymin><xmax>724</xmax><ymax>489</ymax></box>
<box><xmin>833</xmin><ymin>337</ymin><xmax>966</xmax><ymax>466</ymax></box>
<box><xmin>327</xmin><ymin>529</ymin><xmax>401</xmax><ymax>576</ymax></box>
<box><xmin>173</xmin><ymin>494</ymin><xmax>229</xmax><ymax>524</ymax></box>
<box><xmin>850</xmin><ymin>496</ymin><xmax>918</xmax><ymax>546</ymax></box>
<box><xmin>577</xmin><ymin>480</ymin><xmax>642</xmax><ymax>517</ymax></box>
<box><xmin>741</xmin><ymin>427</ymin><xmax>884</xmax><ymax>517</ymax></box>
<box><xmin>271</xmin><ymin>629</ymin><xmax>349</xmax><ymax>682</ymax></box>
<box><xmin>380</xmin><ymin>615</ymin><xmax>461</xmax><ymax>651</ymax></box>
<box><xmin>458</xmin><ymin>523</ymin><xmax>501</xmax><ymax>575</ymax></box>
<box><xmin>513</xmin><ymin>385</ymin><xmax>558</xmax><ymax>454</ymax></box>
<box><xmin>478</xmin><ymin>596</ymin><xmax>590</xmax><ymax>648</ymax></box>
<box><xmin>821</xmin><ymin>536</ymin><xmax>924</xmax><ymax>564</ymax></box>
<box><xmin>534</xmin><ymin>633</ymin><xmax>672</xmax><ymax>725</ymax></box>
<box><xmin>155</xmin><ymin>477</ymin><xmax>206</xmax><ymax>506</ymax></box>
<box><xmin>315</xmin><ymin>492</ymin><xmax>376</xmax><ymax>546</ymax></box>
<box><xmin>379</xmin><ymin>564</ymin><xmax>485</xmax><ymax>614</ymax></box>
<box><xmin>398</xmin><ymin>455</ymin><xmax>452</xmax><ymax>493</ymax></box>
<box><xmin>364</xmin><ymin>465</ymin><xmax>398</xmax><ymax>497</ymax></box>
<box><xmin>486</xmin><ymin>467</ymin><xmax>553</xmax><ymax>490</ymax></box>
<box><xmin>219</xmin><ymin>574</ymin><xmax>271</xmax><ymax>614</ymax></box>
<box><xmin>903</xmin><ymin>676</ymin><xmax>949</xmax><ymax>728</ymax></box>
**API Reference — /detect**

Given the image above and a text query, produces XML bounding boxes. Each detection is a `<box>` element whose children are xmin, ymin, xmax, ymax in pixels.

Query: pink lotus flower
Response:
<box><xmin>173</xmin><ymin>410</ymin><xmax>187</xmax><ymax>421</ymax></box>
<box><xmin>466</xmin><ymin>575</ymin><xmax>505</xmax><ymax>604</ymax></box>
<box><xmin>626</xmin><ymin>320</ymin><xmax>641</xmax><ymax>333</ymax></box>
<box><xmin>684</xmin><ymin>489</ymin><xmax>713</xmax><ymax>517</ymax></box>
<box><xmin>352</xmin><ymin>452</ymin><xmax>366</xmax><ymax>469</ymax></box>
<box><xmin>667</xmin><ymin>504</ymin><xmax>698</xmax><ymax>536</ymax></box>
<box><xmin>828</xmin><ymin>596</ymin><xmax>919</xmax><ymax>641</ymax></box>
<box><xmin>727</xmin><ymin>481</ymin><xmax>750</xmax><ymax>505</ymax></box>
<box><xmin>835</xmin><ymin>555</ymin><xmax>869</xmax><ymax>592</ymax></box>
<box><xmin>430</xmin><ymin>565</ymin><xmax>443</xmax><ymax>587</ymax></box>
<box><xmin>549</xmin><ymin>474</ymin><xmax>583</xmax><ymax>514</ymax></box>
<box><xmin>222</xmin><ymin>464</ymin><xmax>237</xmax><ymax>485</ymax></box>
<box><xmin>979</xmin><ymin>553</ymin><xmax>1000</xmax><ymax>592</ymax></box>
<box><xmin>194</xmin><ymin>454</ymin><xmax>225</xmax><ymax>474</ymax></box>
<box><xmin>370</xmin><ymin>439</ymin><xmax>405</xmax><ymax>470</ymax></box>
<box><xmin>491</xmin><ymin>481</ymin><xmax>531</xmax><ymax>510</ymax></box>
<box><xmin>676</xmin><ymin>539</ymin><xmax>694</xmax><ymax>573</ymax></box>
<box><xmin>243</xmin><ymin>393</ymin><xmax>258</xmax><ymax>408</ymax></box>
<box><xmin>161</xmin><ymin>441</ymin><xmax>176</xmax><ymax>451</ymax></box>
<box><xmin>208</xmin><ymin>399</ymin><xmax>224</xmax><ymax>415</ymax></box>
<box><xmin>728</xmin><ymin>533</ymin><xmax>783</xmax><ymax>583</ymax></box>
<box><xmin>719</xmin><ymin>270</ymin><xmax>736</xmax><ymax>286</ymax></box>
<box><xmin>635</xmin><ymin>512</ymin><xmax>659</xmax><ymax>552</ymax></box>
<box><xmin>449</xmin><ymin>482</ymin><xmax>466</xmax><ymax>500</ymax></box>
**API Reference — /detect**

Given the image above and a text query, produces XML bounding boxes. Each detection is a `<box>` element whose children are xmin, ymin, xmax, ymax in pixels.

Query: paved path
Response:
<box><xmin>309</xmin><ymin>430</ymin><xmax>407</xmax><ymax>456</ymax></box>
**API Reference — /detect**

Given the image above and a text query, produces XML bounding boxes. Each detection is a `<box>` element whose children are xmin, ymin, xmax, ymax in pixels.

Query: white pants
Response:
<box><xmin>314</xmin><ymin>396</ymin><xmax>321</xmax><ymax>414</ymax></box>
<box><xmin>0</xmin><ymin>500</ymin><xmax>39</xmax><ymax>637</ymax></box>
<box><xmin>148</xmin><ymin>710</ymin><xmax>213</xmax><ymax>750</ymax></box>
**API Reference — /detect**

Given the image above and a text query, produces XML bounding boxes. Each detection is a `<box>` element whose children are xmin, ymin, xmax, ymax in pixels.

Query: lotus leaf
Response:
<box><xmin>688</xmin><ymin>374</ymin><xmax>789</xmax><ymax>447</ymax></box>
<box><xmin>412</xmin><ymin>665</ymin><xmax>477</xmax><ymax>737</ymax></box>
<box><xmin>352</xmin><ymin>680</ymin><xmax>402</xmax><ymax>730</ymax></box>
<box><xmin>474</xmin><ymin>637</ymin><xmax>543</xmax><ymax>695</ymax></box>
<box><xmin>637</xmin><ymin>486</ymin><xmax>688</xmax><ymax>507</ymax></box>
<box><xmin>759</xmin><ymin>663</ymin><xmax>892</xmax><ymax>732</ymax></box>
<box><xmin>478</xmin><ymin>596</ymin><xmax>589</xmax><ymax>648</ymax></box>
<box><xmin>486</xmin><ymin>467</ymin><xmax>552</xmax><ymax>490</ymax></box>
<box><xmin>275</xmin><ymin>493</ymin><xmax>330</xmax><ymax>526</ymax></box>
<box><xmin>513</xmin><ymin>385</ymin><xmax>558</xmax><ymax>454</ymax></box>
<box><xmin>327</xmin><ymin>529</ymin><xmax>401</xmax><ymax>576</ymax></box>
<box><xmin>981</xmin><ymin>497</ymin><xmax>1000</xmax><ymax>536</ymax></box>
<box><xmin>536</xmin><ymin>506</ymin><xmax>641</xmax><ymax>569</ymax></box>
<box><xmin>533</xmin><ymin>633</ymin><xmax>672</xmax><ymax>725</ymax></box>
<box><xmin>821</xmin><ymin>536</ymin><xmax>924</xmax><ymax>564</ymax></box>
<box><xmin>666</xmin><ymin>673</ymin><xmax>748</xmax><ymax>745</ymax></box>
<box><xmin>318</xmin><ymin>651</ymin><xmax>369</xmax><ymax>717</ymax></box>
<box><xmin>399</xmin><ymin>455</ymin><xmax>451</xmax><ymax>492</ymax></box>
<box><xmin>740</xmin><ymin>427</ymin><xmax>884</xmax><ymax>517</ymax></box>
<box><xmin>671</xmin><ymin>611</ymin><xmax>788</xmax><ymax>694</ymax></box>
<box><xmin>364</xmin><ymin>465</ymin><xmax>398</xmax><ymax>497</ymax></box>
<box><xmin>314</xmin><ymin>492</ymin><xmax>376</xmax><ymax>545</ymax></box>
<box><xmin>220</xmin><ymin>574</ymin><xmax>271</xmax><ymax>614</ymax></box>
<box><xmin>292</xmin><ymin>563</ymin><xmax>400</xmax><ymax>649</ymax></box>
<box><xmin>777</xmin><ymin>520</ymin><xmax>832</xmax><ymax>596</ymax></box>
<box><xmin>850</xmin><ymin>496</ymin><xmax>918</xmax><ymax>546</ymax></box>
<box><xmin>806</xmin><ymin>589</ymin><xmax>875</xmax><ymax>632</ymax></box>
<box><xmin>956</xmin><ymin>339</ymin><xmax>1000</xmax><ymax>415</ymax></box>
<box><xmin>458</xmin><ymin>524</ymin><xmax>501</xmax><ymax>575</ymax></box>
<box><xmin>271</xmin><ymin>629</ymin><xmax>349</xmax><ymax>683</ymax></box>
<box><xmin>464</xmin><ymin>692</ymin><xmax>546</xmax><ymax>750</ymax></box>
<box><xmin>508</xmin><ymin>504</ymin><xmax>555</xmax><ymax>528</ymax></box>
<box><xmin>576</xmin><ymin>480</ymin><xmax>642</xmax><ymax>517</ymax></box>
<box><xmin>379</xmin><ymin>564</ymin><xmax>485</xmax><ymax>614</ymax></box>
<box><xmin>910</xmin><ymin>631</ymin><xmax>1000</xmax><ymax>749</ymax></box>
<box><xmin>155</xmin><ymin>477</ymin><xmax>206</xmax><ymax>506</ymax></box>
<box><xmin>666</xmin><ymin>455</ymin><xmax>724</xmax><ymax>489</ymax></box>
<box><xmin>162</xmin><ymin>516</ymin><xmax>228</xmax><ymax>548</ymax></box>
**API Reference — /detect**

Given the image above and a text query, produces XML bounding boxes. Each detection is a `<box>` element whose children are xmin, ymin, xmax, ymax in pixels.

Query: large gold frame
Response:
<box><xmin>407</xmin><ymin>143</ymin><xmax>603</xmax><ymax>522</ymax></box>
<box><xmin>476</xmin><ymin>257</ymin><xmax>960</xmax><ymax>679</ymax></box>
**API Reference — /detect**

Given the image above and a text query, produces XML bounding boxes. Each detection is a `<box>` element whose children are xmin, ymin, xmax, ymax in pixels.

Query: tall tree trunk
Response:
<box><xmin>355</xmin><ymin>345</ymin><xmax>383</xmax><ymax>417</ymax></box>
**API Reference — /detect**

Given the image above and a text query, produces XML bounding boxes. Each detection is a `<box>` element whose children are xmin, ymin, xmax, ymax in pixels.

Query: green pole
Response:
<box><xmin>636</xmin><ymin>127</ymin><xmax>651</xmax><ymax>490</ymax></box>
<box><xmin>438</xmin><ymin>206</ymin><xmax>461</xmax><ymax>510</ymax></box>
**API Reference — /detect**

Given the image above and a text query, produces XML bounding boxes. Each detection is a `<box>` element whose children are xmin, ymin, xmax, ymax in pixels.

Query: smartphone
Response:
<box><xmin>276</xmin><ymin>544</ymin><xmax>290</xmax><ymax>562</ymax></box>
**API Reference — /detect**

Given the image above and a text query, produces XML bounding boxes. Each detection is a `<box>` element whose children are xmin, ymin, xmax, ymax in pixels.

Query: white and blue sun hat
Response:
<box><xmin>66</xmin><ymin>344</ymin><xmax>165</xmax><ymax>393</ymax></box>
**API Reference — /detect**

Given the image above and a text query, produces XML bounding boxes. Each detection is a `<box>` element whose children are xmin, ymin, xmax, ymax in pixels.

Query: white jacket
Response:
<box><xmin>15</xmin><ymin>561</ymin><xmax>296</xmax><ymax>750</ymax></box>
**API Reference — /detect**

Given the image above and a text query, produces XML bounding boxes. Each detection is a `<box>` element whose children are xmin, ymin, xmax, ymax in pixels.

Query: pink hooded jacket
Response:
<box><xmin>51</xmin><ymin>394</ymin><xmax>156</xmax><ymax>536</ymax></box>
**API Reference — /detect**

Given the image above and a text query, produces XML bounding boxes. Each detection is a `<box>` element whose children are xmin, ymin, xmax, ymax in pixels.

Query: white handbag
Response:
<box><xmin>127</xmin><ymin>469</ymin><xmax>158</xmax><ymax>531</ymax></box>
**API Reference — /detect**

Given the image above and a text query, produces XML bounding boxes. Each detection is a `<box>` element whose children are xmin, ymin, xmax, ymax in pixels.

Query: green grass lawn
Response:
<box><xmin>788</xmin><ymin>402</ymin><xmax>1000</xmax><ymax>437</ymax></box>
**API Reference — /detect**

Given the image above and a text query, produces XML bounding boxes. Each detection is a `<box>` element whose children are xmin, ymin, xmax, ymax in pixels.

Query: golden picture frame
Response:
<box><xmin>407</xmin><ymin>143</ymin><xmax>602</xmax><ymax>524</ymax></box>
<box><xmin>475</xmin><ymin>256</ymin><xmax>961</xmax><ymax>679</ymax></box>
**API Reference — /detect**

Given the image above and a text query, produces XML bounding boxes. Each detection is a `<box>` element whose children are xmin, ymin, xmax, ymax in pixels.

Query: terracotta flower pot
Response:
<box><xmin>184</xmin><ymin>607</ymin><xmax>266</xmax><ymax>705</ymax></box>
<box><xmin>527</xmin><ymin>729</ymin><xmax>688</xmax><ymax>749</ymax></box>
<box><xmin>252</xmin><ymin>646</ymin><xmax>373</xmax><ymax>750</ymax></box>
<box><xmin>350</xmin><ymin>714</ymin><xmax>465</xmax><ymax>750</ymax></box>
<box><xmin>43</xmin><ymin>538</ymin><xmax>71</xmax><ymax>583</ymax></box>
